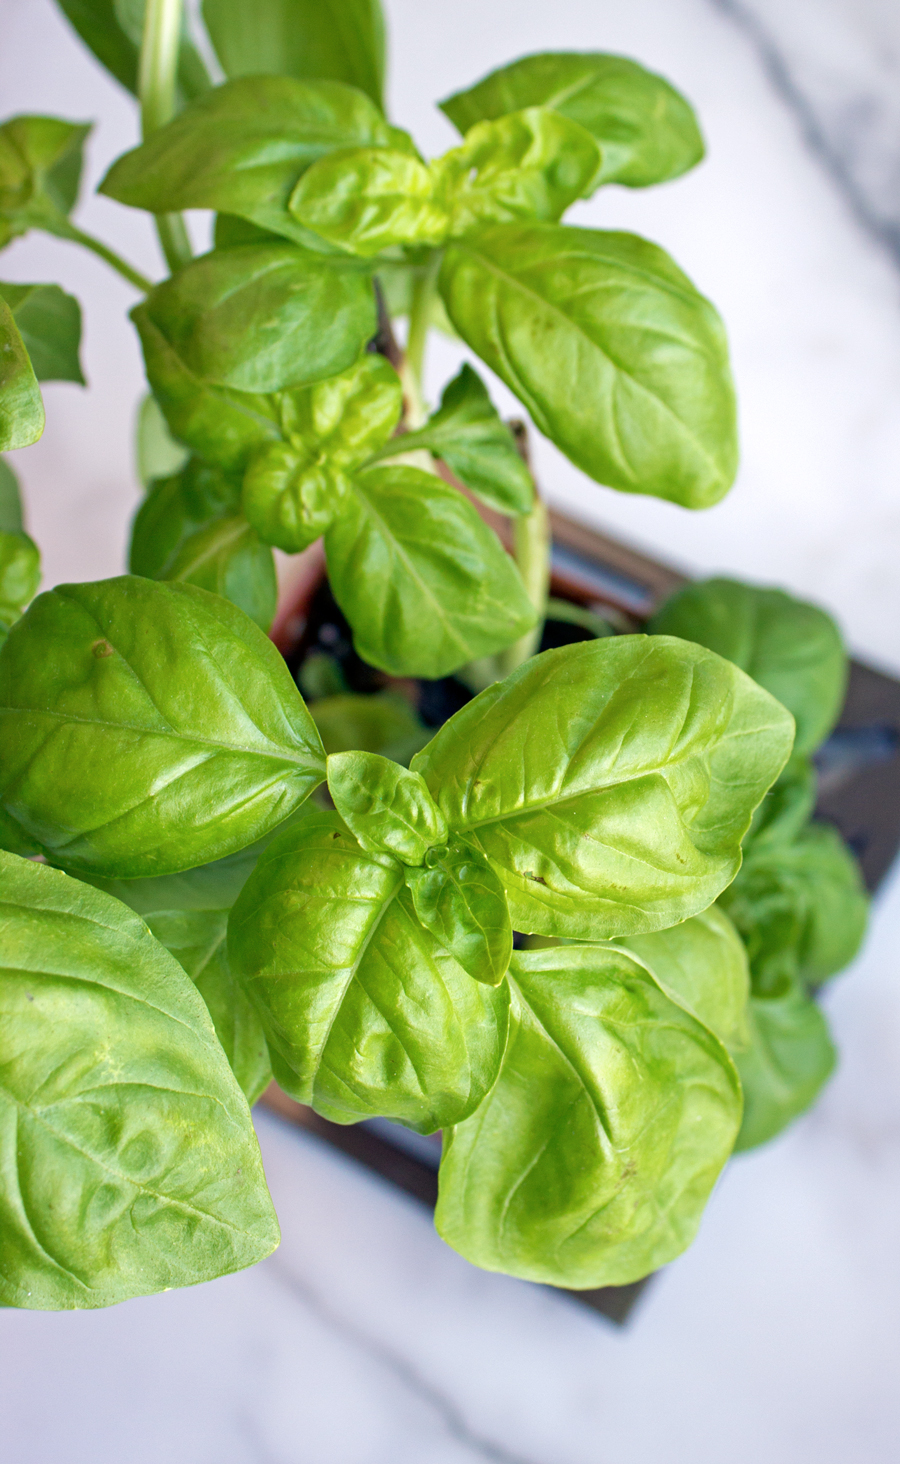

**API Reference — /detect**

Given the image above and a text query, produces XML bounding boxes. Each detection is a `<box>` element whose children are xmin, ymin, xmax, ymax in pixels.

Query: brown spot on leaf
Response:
<box><xmin>92</xmin><ymin>639</ymin><xmax>114</xmax><ymax>659</ymax></box>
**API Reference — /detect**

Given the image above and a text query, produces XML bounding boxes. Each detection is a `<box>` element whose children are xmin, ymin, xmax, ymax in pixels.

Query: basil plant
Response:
<box><xmin>0</xmin><ymin>0</ymin><xmax>866</xmax><ymax>1310</ymax></box>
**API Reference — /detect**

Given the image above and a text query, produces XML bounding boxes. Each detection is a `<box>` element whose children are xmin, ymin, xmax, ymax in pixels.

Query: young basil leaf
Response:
<box><xmin>440</xmin><ymin>53</ymin><xmax>704</xmax><ymax>191</ymax></box>
<box><xmin>132</xmin><ymin>306</ymin><xmax>283</xmax><ymax>473</ymax></box>
<box><xmin>242</xmin><ymin>353</ymin><xmax>402</xmax><ymax>551</ymax></box>
<box><xmin>375</xmin><ymin>363</ymin><xmax>533</xmax><ymax>516</ymax></box>
<box><xmin>0</xmin><ymin>297</ymin><xmax>44</xmax><ymax>451</ymax></box>
<box><xmin>138</xmin><ymin>244</ymin><xmax>377</xmax><ymax>394</ymax></box>
<box><xmin>0</xmin><ymin>456</ymin><xmax>24</xmax><ymax>532</ymax></box>
<box><xmin>228</xmin><ymin>809</ymin><xmax>509</xmax><ymax>1131</ymax></box>
<box><xmin>439</xmin><ymin>224</ymin><xmax>738</xmax><ymax>509</ymax></box>
<box><xmin>101</xmin><ymin>77</ymin><xmax>409</xmax><ymax>246</ymax></box>
<box><xmin>410</xmin><ymin>636</ymin><xmax>795</xmax><ymax>939</ymax></box>
<box><xmin>744</xmin><ymin>755</ymin><xmax>817</xmax><ymax>851</ymax></box>
<box><xmin>719</xmin><ymin>821</ymin><xmax>869</xmax><ymax>995</ymax></box>
<box><xmin>648</xmin><ymin>578</ymin><xmax>847</xmax><ymax>757</ymax></box>
<box><xmin>202</xmin><ymin>0</ymin><xmax>386</xmax><ymax>109</ymax></box>
<box><xmin>407</xmin><ymin>842</ymin><xmax>512</xmax><ymax>987</ymax></box>
<box><xmin>326</xmin><ymin>750</ymin><xmax>447</xmax><ymax>864</ymax></box>
<box><xmin>0</xmin><ymin>529</ymin><xmax>41</xmax><ymax>632</ymax></box>
<box><xmin>138</xmin><ymin>907</ymin><xmax>272</xmax><ymax>1106</ymax></box>
<box><xmin>435</xmin><ymin>108</ymin><xmax>601</xmax><ymax>233</ymax></box>
<box><xmin>0</xmin><ymin>851</ymin><xmax>279</xmax><ymax>1309</ymax></box>
<box><xmin>130</xmin><ymin>456</ymin><xmax>241</xmax><ymax>577</ymax></box>
<box><xmin>435</xmin><ymin>944</ymin><xmax>741</xmax><ymax>1288</ymax></box>
<box><xmin>611</xmin><ymin>904</ymin><xmax>750</xmax><ymax>1052</ymax></box>
<box><xmin>310</xmin><ymin>691</ymin><xmax>430</xmax><ymax>764</ymax></box>
<box><xmin>53</xmin><ymin>0</ymin><xmax>210</xmax><ymax>104</ymax></box>
<box><xmin>731</xmin><ymin>983</ymin><xmax>836</xmax><ymax>1151</ymax></box>
<box><xmin>324</xmin><ymin>463</ymin><xmax>538</xmax><ymax>678</ymax></box>
<box><xmin>290</xmin><ymin>148</ymin><xmax>447</xmax><ymax>257</ymax></box>
<box><xmin>0</xmin><ymin>115</ymin><xmax>90</xmax><ymax>244</ymax></box>
<box><xmin>0</xmin><ymin>282</ymin><xmax>84</xmax><ymax>384</ymax></box>
<box><xmin>0</xmin><ymin>576</ymin><xmax>326</xmax><ymax>877</ymax></box>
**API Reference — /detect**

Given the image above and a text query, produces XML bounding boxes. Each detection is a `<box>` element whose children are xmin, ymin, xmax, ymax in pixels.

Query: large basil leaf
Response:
<box><xmin>0</xmin><ymin>282</ymin><xmax>84</xmax><ymax>384</ymax></box>
<box><xmin>0</xmin><ymin>297</ymin><xmax>44</xmax><ymax>451</ymax></box>
<box><xmin>0</xmin><ymin>115</ymin><xmax>90</xmax><ymax>245</ymax></box>
<box><xmin>374</xmin><ymin>364</ymin><xmax>534</xmax><ymax>516</ymax></box>
<box><xmin>310</xmin><ymin>691</ymin><xmax>430</xmax><ymax>764</ymax></box>
<box><xmin>132</xmin><ymin>307</ymin><xmax>283</xmax><ymax>473</ymax></box>
<box><xmin>0</xmin><ymin>576</ymin><xmax>326</xmax><ymax>877</ymax></box>
<box><xmin>612</xmin><ymin>903</ymin><xmax>750</xmax><ymax>1051</ymax></box>
<box><xmin>440</xmin><ymin>53</ymin><xmax>704</xmax><ymax>191</ymax></box>
<box><xmin>101</xmin><ymin>77</ymin><xmax>407</xmax><ymax>246</ymax></box>
<box><xmin>137</xmin><ymin>244</ymin><xmax>376</xmax><ymax>394</ymax></box>
<box><xmin>649</xmin><ymin>578</ymin><xmax>847</xmax><ymax>757</ymax></box>
<box><xmin>435</xmin><ymin>944</ymin><xmax>740</xmax><ymax>1288</ymax></box>
<box><xmin>719</xmin><ymin>822</ymin><xmax>868</xmax><ymax>994</ymax></box>
<box><xmin>439</xmin><ymin>224</ymin><xmax>738</xmax><ymax>508</ymax></box>
<box><xmin>324</xmin><ymin>463</ymin><xmax>538</xmax><ymax>678</ymax></box>
<box><xmin>732</xmin><ymin>984</ymin><xmax>836</xmax><ymax>1151</ymax></box>
<box><xmin>411</xmin><ymin>636</ymin><xmax>794</xmax><ymax>938</ymax></box>
<box><xmin>0</xmin><ymin>851</ymin><xmax>278</xmax><ymax>1309</ymax></box>
<box><xmin>228</xmin><ymin>809</ymin><xmax>509</xmax><ymax>1131</ymax></box>
<box><xmin>202</xmin><ymin>0</ymin><xmax>386</xmax><ymax>109</ymax></box>
<box><xmin>53</xmin><ymin>1</ymin><xmax>210</xmax><ymax>104</ymax></box>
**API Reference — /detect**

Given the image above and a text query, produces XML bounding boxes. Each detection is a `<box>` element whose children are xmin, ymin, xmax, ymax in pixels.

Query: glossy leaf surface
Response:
<box><xmin>228</xmin><ymin>810</ymin><xmax>509</xmax><ymax>1131</ymax></box>
<box><xmin>202</xmin><ymin>0</ymin><xmax>386</xmax><ymax>108</ymax></box>
<box><xmin>325</xmin><ymin>463</ymin><xmax>537</xmax><ymax>678</ymax></box>
<box><xmin>649</xmin><ymin>578</ymin><xmax>846</xmax><ymax>757</ymax></box>
<box><xmin>411</xmin><ymin>636</ymin><xmax>794</xmax><ymax>938</ymax></box>
<box><xmin>407</xmin><ymin>842</ymin><xmax>512</xmax><ymax>987</ymax></box>
<box><xmin>732</xmin><ymin>985</ymin><xmax>835</xmax><ymax>1151</ymax></box>
<box><xmin>0</xmin><ymin>852</ymin><xmax>278</xmax><ymax>1309</ymax></box>
<box><xmin>440</xmin><ymin>224</ymin><xmax>738</xmax><ymax>508</ymax></box>
<box><xmin>101</xmin><ymin>77</ymin><xmax>404</xmax><ymax>245</ymax></box>
<box><xmin>0</xmin><ymin>282</ymin><xmax>84</xmax><ymax>384</ymax></box>
<box><xmin>379</xmin><ymin>364</ymin><xmax>533</xmax><ymax>515</ymax></box>
<box><xmin>138</xmin><ymin>244</ymin><xmax>376</xmax><ymax>394</ymax></box>
<box><xmin>440</xmin><ymin>52</ymin><xmax>704</xmax><ymax>190</ymax></box>
<box><xmin>0</xmin><ymin>297</ymin><xmax>44</xmax><ymax>451</ymax></box>
<box><xmin>0</xmin><ymin>576</ymin><xmax>325</xmax><ymax>877</ymax></box>
<box><xmin>326</xmin><ymin>750</ymin><xmax>447</xmax><ymax>864</ymax></box>
<box><xmin>0</xmin><ymin>115</ymin><xmax>90</xmax><ymax>244</ymax></box>
<box><xmin>435</xmin><ymin>945</ymin><xmax>740</xmax><ymax>1288</ymax></box>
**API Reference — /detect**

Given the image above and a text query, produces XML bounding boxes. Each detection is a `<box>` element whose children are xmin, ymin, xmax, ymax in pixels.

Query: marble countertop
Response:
<box><xmin>2</xmin><ymin>1</ymin><xmax>900</xmax><ymax>1459</ymax></box>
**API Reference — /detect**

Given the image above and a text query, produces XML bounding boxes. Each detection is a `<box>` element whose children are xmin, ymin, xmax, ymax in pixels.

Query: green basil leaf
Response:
<box><xmin>228</xmin><ymin>809</ymin><xmax>509</xmax><ymax>1131</ymax></box>
<box><xmin>326</xmin><ymin>749</ymin><xmax>447</xmax><ymax>864</ymax></box>
<box><xmin>130</xmin><ymin>457</ymin><xmax>241</xmax><ymax>577</ymax></box>
<box><xmin>0</xmin><ymin>115</ymin><xmax>90</xmax><ymax>241</ymax></box>
<box><xmin>243</xmin><ymin>447</ymin><xmax>347</xmax><ymax>552</ymax></box>
<box><xmin>213</xmin><ymin>213</ymin><xmax>288</xmax><ymax>250</ymax></box>
<box><xmin>0</xmin><ymin>576</ymin><xmax>326</xmax><ymax>877</ymax></box>
<box><xmin>407</xmin><ymin>842</ymin><xmax>511</xmax><ymax>988</ymax></box>
<box><xmin>0</xmin><ymin>456</ymin><xmax>24</xmax><ymax>532</ymax></box>
<box><xmin>440</xmin><ymin>53</ymin><xmax>704</xmax><ymax>191</ymax></box>
<box><xmin>744</xmin><ymin>755</ymin><xmax>817</xmax><ymax>851</ymax></box>
<box><xmin>0</xmin><ymin>805</ymin><xmax>42</xmax><ymax>857</ymax></box>
<box><xmin>719</xmin><ymin>822</ymin><xmax>868</xmax><ymax>994</ymax></box>
<box><xmin>291</xmin><ymin>148</ymin><xmax>447</xmax><ymax>257</ymax></box>
<box><xmin>410</xmin><ymin>636</ymin><xmax>795</xmax><ymax>939</ymax></box>
<box><xmin>53</xmin><ymin>0</ymin><xmax>210</xmax><ymax>103</ymax></box>
<box><xmin>0</xmin><ymin>282</ymin><xmax>84</xmax><ymax>384</ymax></box>
<box><xmin>202</xmin><ymin>0</ymin><xmax>386</xmax><ymax>109</ymax></box>
<box><xmin>138</xmin><ymin>907</ymin><xmax>272</xmax><ymax>1106</ymax></box>
<box><xmin>435</xmin><ymin>108</ymin><xmax>601</xmax><ymax>232</ymax></box>
<box><xmin>132</xmin><ymin>305</ymin><xmax>283</xmax><ymax>474</ymax></box>
<box><xmin>158</xmin><ymin>516</ymin><xmax>278</xmax><ymax>631</ymax></box>
<box><xmin>611</xmin><ymin>903</ymin><xmax>750</xmax><ymax>1051</ymax></box>
<box><xmin>649</xmin><ymin>578</ymin><xmax>847</xmax><ymax>757</ymax></box>
<box><xmin>439</xmin><ymin>223</ymin><xmax>738</xmax><ymax>509</ymax></box>
<box><xmin>435</xmin><ymin>944</ymin><xmax>741</xmax><ymax>1288</ymax></box>
<box><xmin>377</xmin><ymin>363</ymin><xmax>533</xmax><ymax>515</ymax></box>
<box><xmin>0</xmin><ymin>529</ymin><xmax>41</xmax><ymax>630</ymax></box>
<box><xmin>0</xmin><ymin>851</ymin><xmax>279</xmax><ymax>1309</ymax></box>
<box><xmin>324</xmin><ymin>462</ymin><xmax>538</xmax><ymax>678</ymax></box>
<box><xmin>310</xmin><ymin>691</ymin><xmax>430</xmax><ymax>764</ymax></box>
<box><xmin>137</xmin><ymin>244</ymin><xmax>376</xmax><ymax>394</ymax></box>
<box><xmin>101</xmin><ymin>77</ymin><xmax>407</xmax><ymax>246</ymax></box>
<box><xmin>732</xmin><ymin>984</ymin><xmax>836</xmax><ymax>1151</ymax></box>
<box><xmin>0</xmin><ymin>297</ymin><xmax>44</xmax><ymax>451</ymax></box>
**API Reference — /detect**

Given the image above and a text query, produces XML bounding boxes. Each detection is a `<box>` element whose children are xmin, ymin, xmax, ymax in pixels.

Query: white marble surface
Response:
<box><xmin>2</xmin><ymin>1</ymin><xmax>900</xmax><ymax>1459</ymax></box>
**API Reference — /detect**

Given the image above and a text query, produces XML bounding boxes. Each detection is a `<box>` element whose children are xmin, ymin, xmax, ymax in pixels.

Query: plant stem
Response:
<box><xmin>498</xmin><ymin>497</ymin><xmax>551</xmax><ymax>676</ymax></box>
<box><xmin>51</xmin><ymin>221</ymin><xmax>154</xmax><ymax>293</ymax></box>
<box><xmin>139</xmin><ymin>0</ymin><xmax>193</xmax><ymax>274</ymax></box>
<box><xmin>401</xmin><ymin>253</ymin><xmax>441</xmax><ymax>428</ymax></box>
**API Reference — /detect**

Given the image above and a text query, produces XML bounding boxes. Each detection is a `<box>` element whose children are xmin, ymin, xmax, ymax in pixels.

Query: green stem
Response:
<box><xmin>401</xmin><ymin>252</ymin><xmax>441</xmax><ymax>428</ymax></box>
<box><xmin>51</xmin><ymin>221</ymin><xmax>154</xmax><ymax>293</ymax></box>
<box><xmin>498</xmin><ymin>497</ymin><xmax>551</xmax><ymax>676</ymax></box>
<box><xmin>139</xmin><ymin>0</ymin><xmax>192</xmax><ymax>274</ymax></box>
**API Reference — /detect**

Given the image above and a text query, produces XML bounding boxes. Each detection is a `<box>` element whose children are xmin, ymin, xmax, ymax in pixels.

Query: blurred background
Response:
<box><xmin>2</xmin><ymin>0</ymin><xmax>900</xmax><ymax>1459</ymax></box>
